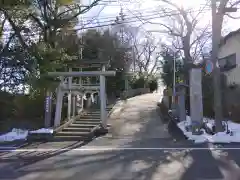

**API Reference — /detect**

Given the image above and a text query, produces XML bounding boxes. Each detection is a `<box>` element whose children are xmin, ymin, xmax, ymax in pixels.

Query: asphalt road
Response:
<box><xmin>1</xmin><ymin>94</ymin><xmax>240</xmax><ymax>180</ymax></box>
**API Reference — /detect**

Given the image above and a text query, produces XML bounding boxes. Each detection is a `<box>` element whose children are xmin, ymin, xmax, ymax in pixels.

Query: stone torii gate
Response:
<box><xmin>47</xmin><ymin>60</ymin><xmax>115</xmax><ymax>129</ymax></box>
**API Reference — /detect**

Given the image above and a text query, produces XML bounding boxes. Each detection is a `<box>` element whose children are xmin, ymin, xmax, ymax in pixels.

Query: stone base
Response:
<box><xmin>192</xmin><ymin>130</ymin><xmax>204</xmax><ymax>135</ymax></box>
<box><xmin>27</xmin><ymin>133</ymin><xmax>54</xmax><ymax>142</ymax></box>
<box><xmin>91</xmin><ymin>125</ymin><xmax>109</xmax><ymax>138</ymax></box>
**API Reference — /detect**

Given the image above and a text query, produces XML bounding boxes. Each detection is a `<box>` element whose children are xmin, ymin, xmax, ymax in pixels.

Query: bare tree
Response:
<box><xmin>145</xmin><ymin>0</ymin><xmax>212</xmax><ymax>63</ymax></box>
<box><xmin>146</xmin><ymin>0</ymin><xmax>240</xmax><ymax>131</ymax></box>
<box><xmin>113</xmin><ymin>14</ymin><xmax>161</xmax><ymax>77</ymax></box>
<box><xmin>131</xmin><ymin>32</ymin><xmax>160</xmax><ymax>76</ymax></box>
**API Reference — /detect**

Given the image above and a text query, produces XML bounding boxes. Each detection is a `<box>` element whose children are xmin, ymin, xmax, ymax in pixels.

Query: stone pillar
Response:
<box><xmin>178</xmin><ymin>89</ymin><xmax>186</xmax><ymax>122</ymax></box>
<box><xmin>86</xmin><ymin>95</ymin><xmax>92</xmax><ymax>108</ymax></box>
<box><xmin>100</xmin><ymin>65</ymin><xmax>107</xmax><ymax>128</ymax></box>
<box><xmin>54</xmin><ymin>79</ymin><xmax>64</xmax><ymax>127</ymax></box>
<box><xmin>125</xmin><ymin>76</ymin><xmax>129</xmax><ymax>91</ymax></box>
<box><xmin>190</xmin><ymin>68</ymin><xmax>203</xmax><ymax>134</ymax></box>
<box><xmin>72</xmin><ymin>95</ymin><xmax>76</xmax><ymax>117</ymax></box>
<box><xmin>82</xmin><ymin>94</ymin><xmax>85</xmax><ymax>109</ymax></box>
<box><xmin>68</xmin><ymin>68</ymin><xmax>72</xmax><ymax>120</ymax></box>
<box><xmin>76</xmin><ymin>94</ymin><xmax>81</xmax><ymax>114</ymax></box>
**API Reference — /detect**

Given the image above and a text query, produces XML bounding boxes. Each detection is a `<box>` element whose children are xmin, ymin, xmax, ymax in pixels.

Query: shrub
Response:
<box><xmin>0</xmin><ymin>91</ymin><xmax>15</xmax><ymax>120</ymax></box>
<box><xmin>148</xmin><ymin>79</ymin><xmax>158</xmax><ymax>92</ymax></box>
<box><xmin>13</xmin><ymin>93</ymin><xmax>45</xmax><ymax>119</ymax></box>
<box><xmin>130</xmin><ymin>76</ymin><xmax>146</xmax><ymax>89</ymax></box>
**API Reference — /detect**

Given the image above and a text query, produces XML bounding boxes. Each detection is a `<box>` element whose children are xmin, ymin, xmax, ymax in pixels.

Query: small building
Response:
<box><xmin>218</xmin><ymin>29</ymin><xmax>240</xmax><ymax>118</ymax></box>
<box><xmin>218</xmin><ymin>29</ymin><xmax>240</xmax><ymax>86</ymax></box>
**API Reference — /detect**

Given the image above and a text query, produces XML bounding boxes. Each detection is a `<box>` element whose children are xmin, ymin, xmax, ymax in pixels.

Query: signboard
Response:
<box><xmin>44</xmin><ymin>92</ymin><xmax>52</xmax><ymax>128</ymax></box>
<box><xmin>205</xmin><ymin>60</ymin><xmax>213</xmax><ymax>74</ymax></box>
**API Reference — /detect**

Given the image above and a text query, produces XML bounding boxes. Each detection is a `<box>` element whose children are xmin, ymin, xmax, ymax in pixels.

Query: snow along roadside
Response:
<box><xmin>0</xmin><ymin>128</ymin><xmax>53</xmax><ymax>142</ymax></box>
<box><xmin>177</xmin><ymin>116</ymin><xmax>240</xmax><ymax>144</ymax></box>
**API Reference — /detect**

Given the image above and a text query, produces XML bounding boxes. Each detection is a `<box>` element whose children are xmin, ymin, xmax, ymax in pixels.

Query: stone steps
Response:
<box><xmin>53</xmin><ymin>136</ymin><xmax>90</xmax><ymax>141</ymax></box>
<box><xmin>54</xmin><ymin>107</ymin><xmax>112</xmax><ymax>141</ymax></box>
<box><xmin>57</xmin><ymin>131</ymin><xmax>89</xmax><ymax>136</ymax></box>
<box><xmin>62</xmin><ymin>127</ymin><xmax>92</xmax><ymax>132</ymax></box>
<box><xmin>68</xmin><ymin>124</ymin><xmax>97</xmax><ymax>128</ymax></box>
<box><xmin>72</xmin><ymin>119</ymin><xmax>100</xmax><ymax>124</ymax></box>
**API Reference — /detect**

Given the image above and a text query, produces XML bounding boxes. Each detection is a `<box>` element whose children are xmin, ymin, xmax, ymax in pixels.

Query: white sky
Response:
<box><xmin>81</xmin><ymin>0</ymin><xmax>240</xmax><ymax>37</ymax></box>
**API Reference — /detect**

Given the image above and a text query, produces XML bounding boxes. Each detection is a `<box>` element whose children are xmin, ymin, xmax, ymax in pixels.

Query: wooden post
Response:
<box><xmin>100</xmin><ymin>65</ymin><xmax>107</xmax><ymax>128</ymax></box>
<box><xmin>68</xmin><ymin>68</ymin><xmax>72</xmax><ymax>120</ymax></box>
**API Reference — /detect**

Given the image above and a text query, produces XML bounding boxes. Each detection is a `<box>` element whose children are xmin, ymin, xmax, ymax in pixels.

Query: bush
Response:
<box><xmin>148</xmin><ymin>79</ymin><xmax>158</xmax><ymax>92</ymax></box>
<box><xmin>0</xmin><ymin>91</ymin><xmax>15</xmax><ymax>120</ymax></box>
<box><xmin>13</xmin><ymin>93</ymin><xmax>45</xmax><ymax>119</ymax></box>
<box><xmin>130</xmin><ymin>75</ymin><xmax>159</xmax><ymax>91</ymax></box>
<box><xmin>130</xmin><ymin>76</ymin><xmax>146</xmax><ymax>89</ymax></box>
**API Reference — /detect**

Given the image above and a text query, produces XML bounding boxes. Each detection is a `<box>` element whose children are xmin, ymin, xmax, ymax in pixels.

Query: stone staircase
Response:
<box><xmin>54</xmin><ymin>107</ymin><xmax>112</xmax><ymax>141</ymax></box>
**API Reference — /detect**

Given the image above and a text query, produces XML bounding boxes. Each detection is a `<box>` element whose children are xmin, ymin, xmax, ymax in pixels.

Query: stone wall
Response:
<box><xmin>162</xmin><ymin>89</ymin><xmax>170</xmax><ymax>108</ymax></box>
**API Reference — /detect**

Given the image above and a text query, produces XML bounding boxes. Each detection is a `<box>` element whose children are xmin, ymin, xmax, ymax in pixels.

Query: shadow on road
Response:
<box><xmin>0</xmin><ymin>140</ymin><xmax>93</xmax><ymax>179</ymax></box>
<box><xmin>0</xmin><ymin>104</ymin><xmax>237</xmax><ymax>180</ymax></box>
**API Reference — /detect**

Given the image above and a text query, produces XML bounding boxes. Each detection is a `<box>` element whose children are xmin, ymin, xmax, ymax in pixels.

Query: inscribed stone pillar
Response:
<box><xmin>190</xmin><ymin>68</ymin><xmax>203</xmax><ymax>125</ymax></box>
<box><xmin>178</xmin><ymin>89</ymin><xmax>186</xmax><ymax>122</ymax></box>
<box><xmin>44</xmin><ymin>90</ymin><xmax>52</xmax><ymax>128</ymax></box>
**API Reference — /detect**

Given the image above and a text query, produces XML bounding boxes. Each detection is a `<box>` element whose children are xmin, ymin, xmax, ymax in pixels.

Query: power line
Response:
<box><xmin>1</xmin><ymin>10</ymin><xmax>176</xmax><ymax>34</ymax></box>
<box><xmin>80</xmin><ymin>7</ymin><xmax>169</xmax><ymax>21</ymax></box>
<box><xmin>79</xmin><ymin>4</ymin><xmax>212</xmax><ymax>23</ymax></box>
<box><xmin>1</xmin><ymin>7</ymin><xmax>212</xmax><ymax>37</ymax></box>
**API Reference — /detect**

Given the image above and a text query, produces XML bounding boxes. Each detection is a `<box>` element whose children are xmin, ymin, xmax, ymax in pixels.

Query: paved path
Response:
<box><xmin>1</xmin><ymin>93</ymin><xmax>240</xmax><ymax>180</ymax></box>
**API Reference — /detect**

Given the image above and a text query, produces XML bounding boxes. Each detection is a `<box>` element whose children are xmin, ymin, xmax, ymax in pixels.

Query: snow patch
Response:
<box><xmin>0</xmin><ymin>129</ymin><xmax>28</xmax><ymax>142</ymax></box>
<box><xmin>0</xmin><ymin>128</ymin><xmax>53</xmax><ymax>142</ymax></box>
<box><xmin>178</xmin><ymin>116</ymin><xmax>240</xmax><ymax>144</ymax></box>
<box><xmin>29</xmin><ymin>128</ymin><xmax>53</xmax><ymax>134</ymax></box>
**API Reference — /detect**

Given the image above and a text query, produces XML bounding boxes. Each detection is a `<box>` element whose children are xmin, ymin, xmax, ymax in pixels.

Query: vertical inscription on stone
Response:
<box><xmin>190</xmin><ymin>68</ymin><xmax>203</xmax><ymax>124</ymax></box>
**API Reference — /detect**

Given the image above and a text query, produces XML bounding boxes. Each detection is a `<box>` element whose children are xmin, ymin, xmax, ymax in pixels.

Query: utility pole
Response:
<box><xmin>211</xmin><ymin>0</ymin><xmax>237</xmax><ymax>132</ymax></box>
<box><xmin>132</xmin><ymin>46</ymin><xmax>136</xmax><ymax>72</ymax></box>
<box><xmin>173</xmin><ymin>51</ymin><xmax>176</xmax><ymax>106</ymax></box>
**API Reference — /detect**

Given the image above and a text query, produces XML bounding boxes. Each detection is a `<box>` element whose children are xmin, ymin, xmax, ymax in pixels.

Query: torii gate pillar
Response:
<box><xmin>54</xmin><ymin>77</ymin><xmax>64</xmax><ymax>127</ymax></box>
<box><xmin>100</xmin><ymin>65</ymin><xmax>107</xmax><ymax>128</ymax></box>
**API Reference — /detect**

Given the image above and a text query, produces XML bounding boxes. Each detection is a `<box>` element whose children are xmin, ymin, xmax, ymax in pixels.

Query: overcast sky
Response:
<box><xmin>81</xmin><ymin>0</ymin><xmax>240</xmax><ymax>36</ymax></box>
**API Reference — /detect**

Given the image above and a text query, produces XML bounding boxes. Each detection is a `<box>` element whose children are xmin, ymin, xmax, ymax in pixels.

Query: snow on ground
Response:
<box><xmin>0</xmin><ymin>128</ymin><xmax>53</xmax><ymax>142</ymax></box>
<box><xmin>0</xmin><ymin>129</ymin><xmax>28</xmax><ymax>142</ymax></box>
<box><xmin>30</xmin><ymin>128</ymin><xmax>53</xmax><ymax>134</ymax></box>
<box><xmin>178</xmin><ymin>116</ymin><xmax>240</xmax><ymax>143</ymax></box>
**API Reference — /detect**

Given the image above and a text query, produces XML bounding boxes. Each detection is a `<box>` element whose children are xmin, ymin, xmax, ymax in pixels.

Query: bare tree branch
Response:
<box><xmin>190</xmin><ymin>24</ymin><xmax>211</xmax><ymax>47</ymax></box>
<box><xmin>226</xmin><ymin>13</ymin><xmax>240</xmax><ymax>19</ymax></box>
